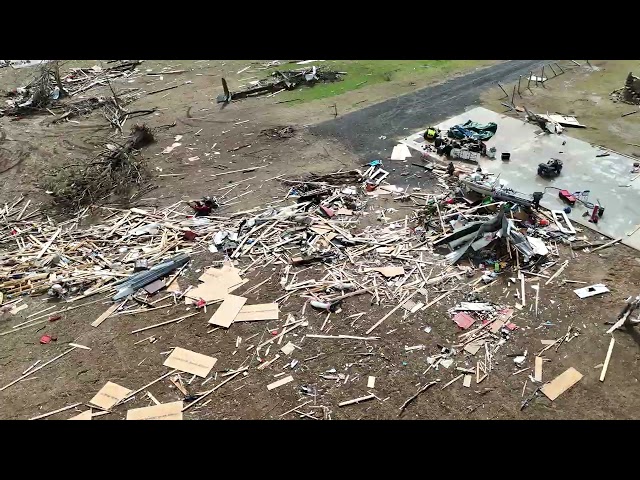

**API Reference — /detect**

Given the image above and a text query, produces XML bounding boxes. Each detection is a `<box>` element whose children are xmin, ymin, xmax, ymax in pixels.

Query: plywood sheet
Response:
<box><xmin>367</xmin><ymin>376</ymin><xmax>376</xmax><ymax>388</ymax></box>
<box><xmin>234</xmin><ymin>303</ymin><xmax>279</xmax><ymax>322</ymax></box>
<box><xmin>68</xmin><ymin>409</ymin><xmax>92</xmax><ymax>420</ymax></box>
<box><xmin>163</xmin><ymin>347</ymin><xmax>217</xmax><ymax>378</ymax></box>
<box><xmin>267</xmin><ymin>375</ymin><xmax>293</xmax><ymax>391</ymax></box>
<box><xmin>534</xmin><ymin>357</ymin><xmax>543</xmax><ymax>382</ymax></box>
<box><xmin>89</xmin><ymin>381</ymin><xmax>132</xmax><ymax>410</ymax></box>
<box><xmin>208</xmin><ymin>295</ymin><xmax>247</xmax><ymax>328</ymax></box>
<box><xmin>541</xmin><ymin>367</ymin><xmax>583</xmax><ymax>401</ymax></box>
<box><xmin>126</xmin><ymin>401</ymin><xmax>183</xmax><ymax>420</ymax></box>
<box><xmin>464</xmin><ymin>339</ymin><xmax>484</xmax><ymax>355</ymax></box>
<box><xmin>280</xmin><ymin>342</ymin><xmax>296</xmax><ymax>355</ymax></box>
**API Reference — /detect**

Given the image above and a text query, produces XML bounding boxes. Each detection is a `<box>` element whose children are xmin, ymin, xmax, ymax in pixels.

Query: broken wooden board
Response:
<box><xmin>208</xmin><ymin>295</ymin><xmax>247</xmax><ymax>328</ymax></box>
<box><xmin>600</xmin><ymin>336</ymin><xmax>615</xmax><ymax>382</ymax></box>
<box><xmin>363</xmin><ymin>266</ymin><xmax>405</xmax><ymax>278</ymax></box>
<box><xmin>534</xmin><ymin>357</ymin><xmax>543</xmax><ymax>382</ymax></box>
<box><xmin>573</xmin><ymin>284</ymin><xmax>609</xmax><ymax>299</ymax></box>
<box><xmin>91</xmin><ymin>302</ymin><xmax>122</xmax><ymax>328</ymax></box>
<box><xmin>126</xmin><ymin>401</ymin><xmax>183</xmax><ymax>420</ymax></box>
<box><xmin>464</xmin><ymin>339</ymin><xmax>484</xmax><ymax>355</ymax></box>
<box><xmin>10</xmin><ymin>304</ymin><xmax>28</xmax><ymax>315</ymax></box>
<box><xmin>163</xmin><ymin>347</ymin><xmax>217</xmax><ymax>378</ymax></box>
<box><xmin>367</xmin><ymin>376</ymin><xmax>376</xmax><ymax>388</ymax></box>
<box><xmin>89</xmin><ymin>381</ymin><xmax>132</xmax><ymax>410</ymax></box>
<box><xmin>68</xmin><ymin>409</ymin><xmax>92</xmax><ymax>420</ymax></box>
<box><xmin>453</xmin><ymin>312</ymin><xmax>476</xmax><ymax>330</ymax></box>
<box><xmin>280</xmin><ymin>342</ymin><xmax>296</xmax><ymax>356</ymax></box>
<box><xmin>234</xmin><ymin>303</ymin><xmax>279</xmax><ymax>322</ymax></box>
<box><xmin>199</xmin><ymin>265</ymin><xmax>243</xmax><ymax>287</ymax></box>
<box><xmin>540</xmin><ymin>367</ymin><xmax>583</xmax><ymax>401</ymax></box>
<box><xmin>463</xmin><ymin>375</ymin><xmax>472</xmax><ymax>388</ymax></box>
<box><xmin>267</xmin><ymin>375</ymin><xmax>293</xmax><ymax>391</ymax></box>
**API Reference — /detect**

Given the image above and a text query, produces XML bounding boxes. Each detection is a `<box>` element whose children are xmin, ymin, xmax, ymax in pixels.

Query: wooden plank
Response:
<box><xmin>30</xmin><ymin>402</ymin><xmax>82</xmax><ymax>420</ymax></box>
<box><xmin>130</xmin><ymin>312</ymin><xmax>198</xmax><ymax>334</ymax></box>
<box><xmin>267</xmin><ymin>375</ymin><xmax>293</xmax><ymax>391</ymax></box>
<box><xmin>10</xmin><ymin>304</ymin><xmax>28</xmax><ymax>315</ymax></box>
<box><xmin>36</xmin><ymin>228</ymin><xmax>61</xmax><ymax>259</ymax></box>
<box><xmin>367</xmin><ymin>376</ymin><xmax>376</xmax><ymax>388</ymax></box>
<box><xmin>366</xmin><ymin>288</ymin><xmax>422</xmax><ymax>334</ymax></box>
<box><xmin>338</xmin><ymin>394</ymin><xmax>375</xmax><ymax>407</ymax></box>
<box><xmin>234</xmin><ymin>303</ymin><xmax>279</xmax><ymax>322</ymax></box>
<box><xmin>534</xmin><ymin>357</ymin><xmax>543</xmax><ymax>382</ymax></box>
<box><xmin>590</xmin><ymin>237</ymin><xmax>621</xmax><ymax>253</ymax></box>
<box><xmin>126</xmin><ymin>401</ymin><xmax>183</xmax><ymax>420</ymax></box>
<box><xmin>599</xmin><ymin>336</ymin><xmax>615</xmax><ymax>382</ymax></box>
<box><xmin>441</xmin><ymin>373</ymin><xmax>464</xmax><ymax>390</ymax></box>
<box><xmin>163</xmin><ymin>347</ymin><xmax>217</xmax><ymax>378</ymax></box>
<box><xmin>363</xmin><ymin>266</ymin><xmax>405</xmax><ymax>278</ymax></box>
<box><xmin>463</xmin><ymin>375</ymin><xmax>472</xmax><ymax>388</ymax></box>
<box><xmin>540</xmin><ymin>367</ymin><xmax>583</xmax><ymax>401</ymax></box>
<box><xmin>89</xmin><ymin>381</ymin><xmax>132</xmax><ymax>410</ymax></box>
<box><xmin>68</xmin><ymin>409</ymin><xmax>92</xmax><ymax>420</ymax></box>
<box><xmin>208</xmin><ymin>295</ymin><xmax>247</xmax><ymax>327</ymax></box>
<box><xmin>91</xmin><ymin>300</ymin><xmax>124</xmax><ymax>328</ymax></box>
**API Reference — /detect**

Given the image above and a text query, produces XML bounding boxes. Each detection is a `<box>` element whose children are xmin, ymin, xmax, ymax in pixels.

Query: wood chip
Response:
<box><xmin>280</xmin><ymin>342</ymin><xmax>296</xmax><ymax>355</ymax></box>
<box><xmin>126</xmin><ymin>401</ymin><xmax>183</xmax><ymax>420</ymax></box>
<box><xmin>163</xmin><ymin>347</ymin><xmax>217</xmax><ymax>378</ymax></box>
<box><xmin>267</xmin><ymin>375</ymin><xmax>293</xmax><ymax>391</ymax></box>
<box><xmin>234</xmin><ymin>303</ymin><xmax>279</xmax><ymax>322</ymax></box>
<box><xmin>540</xmin><ymin>367</ymin><xmax>583</xmax><ymax>401</ymax></box>
<box><xmin>89</xmin><ymin>381</ymin><xmax>132</xmax><ymax>410</ymax></box>
<box><xmin>208</xmin><ymin>295</ymin><xmax>247</xmax><ymax>328</ymax></box>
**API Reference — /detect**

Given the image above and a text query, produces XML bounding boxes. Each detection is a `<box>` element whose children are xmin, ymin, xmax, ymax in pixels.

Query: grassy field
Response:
<box><xmin>262</xmin><ymin>60</ymin><xmax>498</xmax><ymax>104</ymax></box>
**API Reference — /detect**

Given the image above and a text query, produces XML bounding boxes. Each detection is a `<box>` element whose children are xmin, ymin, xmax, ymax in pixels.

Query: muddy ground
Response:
<box><xmin>0</xmin><ymin>60</ymin><xmax>638</xmax><ymax>420</ymax></box>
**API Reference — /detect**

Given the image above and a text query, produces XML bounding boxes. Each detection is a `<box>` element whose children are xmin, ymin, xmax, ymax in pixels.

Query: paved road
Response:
<box><xmin>310</xmin><ymin>60</ymin><xmax>549</xmax><ymax>160</ymax></box>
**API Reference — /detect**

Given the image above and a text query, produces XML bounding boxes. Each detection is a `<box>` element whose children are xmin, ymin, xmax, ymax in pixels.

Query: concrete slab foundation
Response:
<box><xmin>400</xmin><ymin>107</ymin><xmax>640</xmax><ymax>251</ymax></box>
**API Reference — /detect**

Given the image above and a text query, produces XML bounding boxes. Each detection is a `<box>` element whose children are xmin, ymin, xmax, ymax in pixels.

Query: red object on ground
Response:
<box><xmin>48</xmin><ymin>315</ymin><xmax>61</xmax><ymax>322</ymax></box>
<box><xmin>506</xmin><ymin>322</ymin><xmax>518</xmax><ymax>331</ymax></box>
<box><xmin>196</xmin><ymin>299</ymin><xmax>206</xmax><ymax>308</ymax></box>
<box><xmin>453</xmin><ymin>312</ymin><xmax>476</xmax><ymax>330</ymax></box>
<box><xmin>558</xmin><ymin>190</ymin><xmax>576</xmax><ymax>205</ymax></box>
<box><xmin>539</xmin><ymin>218</ymin><xmax>549</xmax><ymax>226</ymax></box>
<box><xmin>183</xmin><ymin>230</ymin><xmax>197</xmax><ymax>241</ymax></box>
<box><xmin>40</xmin><ymin>334</ymin><xmax>57</xmax><ymax>344</ymax></box>
<box><xmin>365</xmin><ymin>183</ymin><xmax>377</xmax><ymax>192</ymax></box>
<box><xmin>320</xmin><ymin>205</ymin><xmax>335</xmax><ymax>218</ymax></box>
<box><xmin>445</xmin><ymin>198</ymin><xmax>455</xmax><ymax>204</ymax></box>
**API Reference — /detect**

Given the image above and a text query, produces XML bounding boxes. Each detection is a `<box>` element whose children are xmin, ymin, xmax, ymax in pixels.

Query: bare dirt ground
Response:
<box><xmin>0</xmin><ymin>60</ymin><xmax>638</xmax><ymax>420</ymax></box>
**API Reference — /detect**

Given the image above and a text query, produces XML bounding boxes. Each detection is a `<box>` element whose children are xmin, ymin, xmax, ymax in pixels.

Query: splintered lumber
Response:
<box><xmin>591</xmin><ymin>237</ymin><xmax>622</xmax><ymax>253</ymax></box>
<box><xmin>366</xmin><ymin>288</ymin><xmax>422</xmax><ymax>334</ymax></box>
<box><xmin>130</xmin><ymin>312</ymin><xmax>198</xmax><ymax>334</ymax></box>
<box><xmin>36</xmin><ymin>228</ymin><xmax>61</xmax><ymax>259</ymax></box>
<box><xmin>606</xmin><ymin>317</ymin><xmax>626</xmax><ymax>334</ymax></box>
<box><xmin>540</xmin><ymin>367</ymin><xmax>583</xmax><ymax>401</ymax></box>
<box><xmin>534</xmin><ymin>357</ymin><xmax>543</xmax><ymax>382</ymax></box>
<box><xmin>30</xmin><ymin>402</ymin><xmax>83</xmax><ymax>420</ymax></box>
<box><xmin>90</xmin><ymin>381</ymin><xmax>132</xmax><ymax>410</ymax></box>
<box><xmin>338</xmin><ymin>394</ymin><xmax>376</xmax><ymax>407</ymax></box>
<box><xmin>210</xmin><ymin>164</ymin><xmax>268</xmax><ymax>177</ymax></box>
<box><xmin>208</xmin><ymin>295</ymin><xmax>247</xmax><ymax>328</ymax></box>
<box><xmin>127</xmin><ymin>401</ymin><xmax>183</xmax><ymax>420</ymax></box>
<box><xmin>0</xmin><ymin>346</ymin><xmax>77</xmax><ymax>392</ymax></box>
<box><xmin>267</xmin><ymin>375</ymin><xmax>294</xmax><ymax>391</ymax></box>
<box><xmin>280</xmin><ymin>400</ymin><xmax>313</xmax><ymax>417</ymax></box>
<box><xmin>91</xmin><ymin>300</ymin><xmax>125</xmax><ymax>327</ymax></box>
<box><xmin>163</xmin><ymin>347</ymin><xmax>217</xmax><ymax>378</ymax></box>
<box><xmin>182</xmin><ymin>368</ymin><xmax>247</xmax><ymax>411</ymax></box>
<box><xmin>363</xmin><ymin>266</ymin><xmax>405</xmax><ymax>278</ymax></box>
<box><xmin>545</xmin><ymin>260</ymin><xmax>569</xmax><ymax>285</ymax></box>
<box><xmin>599</xmin><ymin>336</ymin><xmax>615</xmax><ymax>382</ymax></box>
<box><xmin>119</xmin><ymin>369</ymin><xmax>178</xmax><ymax>404</ymax></box>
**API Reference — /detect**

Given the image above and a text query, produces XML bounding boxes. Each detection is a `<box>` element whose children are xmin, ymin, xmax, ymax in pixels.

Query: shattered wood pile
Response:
<box><xmin>1</xmin><ymin>61</ymin><xmax>143</xmax><ymax>122</ymax></box>
<box><xmin>217</xmin><ymin>66</ymin><xmax>345</xmax><ymax>103</ymax></box>
<box><xmin>0</xmin><ymin>150</ymin><xmax>618</xmax><ymax>419</ymax></box>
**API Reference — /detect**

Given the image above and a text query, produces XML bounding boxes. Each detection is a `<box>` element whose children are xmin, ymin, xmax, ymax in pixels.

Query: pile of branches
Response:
<box><xmin>1</xmin><ymin>61</ymin><xmax>67</xmax><ymax>116</ymax></box>
<box><xmin>42</xmin><ymin>124</ymin><xmax>155</xmax><ymax>211</ymax></box>
<box><xmin>1</xmin><ymin>60</ymin><xmax>143</xmax><ymax>119</ymax></box>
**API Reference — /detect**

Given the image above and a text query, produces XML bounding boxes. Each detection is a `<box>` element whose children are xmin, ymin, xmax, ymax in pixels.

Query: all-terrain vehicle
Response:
<box><xmin>538</xmin><ymin>158</ymin><xmax>563</xmax><ymax>178</ymax></box>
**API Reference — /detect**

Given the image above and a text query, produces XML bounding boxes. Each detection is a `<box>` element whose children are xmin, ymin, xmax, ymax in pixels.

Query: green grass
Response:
<box><xmin>264</xmin><ymin>60</ymin><xmax>495</xmax><ymax>104</ymax></box>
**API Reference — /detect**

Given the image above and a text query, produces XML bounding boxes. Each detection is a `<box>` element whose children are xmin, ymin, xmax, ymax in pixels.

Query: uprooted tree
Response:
<box><xmin>42</xmin><ymin>124</ymin><xmax>155</xmax><ymax>211</ymax></box>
